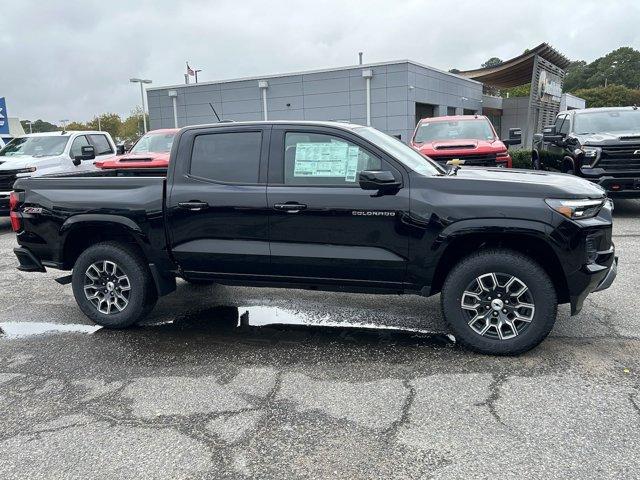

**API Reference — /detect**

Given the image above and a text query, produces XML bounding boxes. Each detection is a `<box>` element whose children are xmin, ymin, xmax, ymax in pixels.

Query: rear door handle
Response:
<box><xmin>274</xmin><ymin>203</ymin><xmax>307</xmax><ymax>213</ymax></box>
<box><xmin>178</xmin><ymin>201</ymin><xmax>209</xmax><ymax>211</ymax></box>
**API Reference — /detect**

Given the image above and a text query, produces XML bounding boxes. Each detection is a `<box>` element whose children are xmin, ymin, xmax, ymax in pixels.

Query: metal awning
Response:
<box><xmin>457</xmin><ymin>43</ymin><xmax>571</xmax><ymax>88</ymax></box>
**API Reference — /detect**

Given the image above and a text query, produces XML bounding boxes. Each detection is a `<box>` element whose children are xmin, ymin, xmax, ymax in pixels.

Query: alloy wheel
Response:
<box><xmin>460</xmin><ymin>272</ymin><xmax>535</xmax><ymax>340</ymax></box>
<box><xmin>83</xmin><ymin>260</ymin><xmax>131</xmax><ymax>314</ymax></box>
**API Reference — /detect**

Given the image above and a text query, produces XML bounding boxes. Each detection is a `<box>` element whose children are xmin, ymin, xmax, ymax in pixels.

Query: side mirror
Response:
<box><xmin>502</xmin><ymin>127</ymin><xmax>522</xmax><ymax>146</ymax></box>
<box><xmin>73</xmin><ymin>145</ymin><xmax>96</xmax><ymax>166</ymax></box>
<box><xmin>542</xmin><ymin>125</ymin><xmax>564</xmax><ymax>143</ymax></box>
<box><xmin>116</xmin><ymin>144</ymin><xmax>126</xmax><ymax>155</ymax></box>
<box><xmin>358</xmin><ymin>170</ymin><xmax>400</xmax><ymax>191</ymax></box>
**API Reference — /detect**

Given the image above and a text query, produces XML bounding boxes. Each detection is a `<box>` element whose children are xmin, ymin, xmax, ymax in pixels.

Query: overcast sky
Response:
<box><xmin>2</xmin><ymin>0</ymin><xmax>639</xmax><ymax>124</ymax></box>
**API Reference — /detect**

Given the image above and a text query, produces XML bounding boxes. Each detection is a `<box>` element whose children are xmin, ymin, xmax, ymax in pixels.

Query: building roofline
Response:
<box><xmin>147</xmin><ymin>59</ymin><xmax>481</xmax><ymax>92</ymax></box>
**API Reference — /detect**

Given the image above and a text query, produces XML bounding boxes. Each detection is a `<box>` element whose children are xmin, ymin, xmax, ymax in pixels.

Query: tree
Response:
<box><xmin>65</xmin><ymin>121</ymin><xmax>89</xmax><ymax>131</ymax></box>
<box><xmin>119</xmin><ymin>107</ymin><xmax>148</xmax><ymax>144</ymax></box>
<box><xmin>86</xmin><ymin>113</ymin><xmax>122</xmax><ymax>141</ymax></box>
<box><xmin>572</xmin><ymin>85</ymin><xmax>640</xmax><ymax>108</ymax></box>
<box><xmin>563</xmin><ymin>47</ymin><xmax>640</xmax><ymax>91</ymax></box>
<box><xmin>481</xmin><ymin>57</ymin><xmax>503</xmax><ymax>68</ymax></box>
<box><xmin>20</xmin><ymin>119</ymin><xmax>59</xmax><ymax>133</ymax></box>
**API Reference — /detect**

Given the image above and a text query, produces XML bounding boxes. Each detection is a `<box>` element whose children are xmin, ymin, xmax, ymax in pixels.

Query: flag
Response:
<box><xmin>186</xmin><ymin>62</ymin><xmax>195</xmax><ymax>76</ymax></box>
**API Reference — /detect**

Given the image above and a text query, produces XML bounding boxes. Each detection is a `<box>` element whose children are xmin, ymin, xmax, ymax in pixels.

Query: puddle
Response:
<box><xmin>0</xmin><ymin>322</ymin><xmax>102</xmax><ymax>339</ymax></box>
<box><xmin>147</xmin><ymin>305</ymin><xmax>456</xmax><ymax>347</ymax></box>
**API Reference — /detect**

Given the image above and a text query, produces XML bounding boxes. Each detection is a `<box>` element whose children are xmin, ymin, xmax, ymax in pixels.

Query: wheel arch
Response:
<box><xmin>429</xmin><ymin>226</ymin><xmax>569</xmax><ymax>304</ymax></box>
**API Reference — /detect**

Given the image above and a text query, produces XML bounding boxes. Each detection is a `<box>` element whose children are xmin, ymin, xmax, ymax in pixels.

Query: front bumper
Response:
<box><xmin>580</xmin><ymin>170</ymin><xmax>640</xmax><ymax>196</ymax></box>
<box><xmin>568</xmin><ymin>247</ymin><xmax>617</xmax><ymax>315</ymax></box>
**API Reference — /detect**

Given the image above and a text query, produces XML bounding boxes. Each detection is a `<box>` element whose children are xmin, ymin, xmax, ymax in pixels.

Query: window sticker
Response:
<box><xmin>293</xmin><ymin>142</ymin><xmax>360</xmax><ymax>182</ymax></box>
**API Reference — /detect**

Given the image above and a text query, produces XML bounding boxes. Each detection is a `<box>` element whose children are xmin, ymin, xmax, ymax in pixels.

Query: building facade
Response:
<box><xmin>147</xmin><ymin>61</ymin><xmax>483</xmax><ymax>142</ymax></box>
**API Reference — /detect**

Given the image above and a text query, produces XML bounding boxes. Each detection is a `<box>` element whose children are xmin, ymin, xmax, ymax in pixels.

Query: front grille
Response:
<box><xmin>597</xmin><ymin>144</ymin><xmax>640</xmax><ymax>171</ymax></box>
<box><xmin>432</xmin><ymin>153</ymin><xmax>498</xmax><ymax>166</ymax></box>
<box><xmin>0</xmin><ymin>171</ymin><xmax>18</xmax><ymax>191</ymax></box>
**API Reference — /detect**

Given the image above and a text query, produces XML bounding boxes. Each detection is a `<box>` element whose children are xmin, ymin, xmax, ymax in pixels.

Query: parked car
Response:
<box><xmin>533</xmin><ymin>106</ymin><xmax>640</xmax><ymax>197</ymax></box>
<box><xmin>96</xmin><ymin>129</ymin><xmax>178</xmax><ymax>170</ymax></box>
<box><xmin>410</xmin><ymin>115</ymin><xmax>520</xmax><ymax>168</ymax></box>
<box><xmin>0</xmin><ymin>130</ymin><xmax>116</xmax><ymax>215</ymax></box>
<box><xmin>11</xmin><ymin>121</ymin><xmax>616</xmax><ymax>355</ymax></box>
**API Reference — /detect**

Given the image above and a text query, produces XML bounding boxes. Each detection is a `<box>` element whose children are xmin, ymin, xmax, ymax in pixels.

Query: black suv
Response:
<box><xmin>11</xmin><ymin>121</ymin><xmax>617</xmax><ymax>355</ymax></box>
<box><xmin>533</xmin><ymin>106</ymin><xmax>640</xmax><ymax>196</ymax></box>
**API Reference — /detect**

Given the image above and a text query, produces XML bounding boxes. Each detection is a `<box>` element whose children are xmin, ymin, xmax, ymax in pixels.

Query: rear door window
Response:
<box><xmin>190</xmin><ymin>131</ymin><xmax>263</xmax><ymax>184</ymax></box>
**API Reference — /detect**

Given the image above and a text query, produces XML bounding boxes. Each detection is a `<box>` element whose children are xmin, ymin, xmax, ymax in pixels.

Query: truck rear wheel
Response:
<box><xmin>72</xmin><ymin>242</ymin><xmax>158</xmax><ymax>328</ymax></box>
<box><xmin>441</xmin><ymin>249</ymin><xmax>557</xmax><ymax>355</ymax></box>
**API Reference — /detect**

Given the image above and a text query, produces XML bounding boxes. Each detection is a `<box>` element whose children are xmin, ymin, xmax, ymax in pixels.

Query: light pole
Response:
<box><xmin>60</xmin><ymin>119</ymin><xmax>69</xmax><ymax>130</ymax></box>
<box><xmin>26</xmin><ymin>121</ymin><xmax>33</xmax><ymax>134</ymax></box>
<box><xmin>130</xmin><ymin>78</ymin><xmax>152</xmax><ymax>133</ymax></box>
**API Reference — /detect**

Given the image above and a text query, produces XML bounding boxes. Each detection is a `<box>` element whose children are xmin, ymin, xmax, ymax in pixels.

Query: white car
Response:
<box><xmin>0</xmin><ymin>131</ymin><xmax>116</xmax><ymax>214</ymax></box>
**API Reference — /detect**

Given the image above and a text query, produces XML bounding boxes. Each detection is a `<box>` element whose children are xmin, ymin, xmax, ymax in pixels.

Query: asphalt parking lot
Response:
<box><xmin>1</xmin><ymin>201</ymin><xmax>640</xmax><ymax>479</ymax></box>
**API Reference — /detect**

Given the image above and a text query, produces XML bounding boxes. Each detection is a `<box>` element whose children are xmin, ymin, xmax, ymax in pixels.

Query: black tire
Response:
<box><xmin>441</xmin><ymin>249</ymin><xmax>557</xmax><ymax>355</ymax></box>
<box><xmin>563</xmin><ymin>157</ymin><xmax>576</xmax><ymax>175</ymax></box>
<box><xmin>72</xmin><ymin>241</ymin><xmax>157</xmax><ymax>328</ymax></box>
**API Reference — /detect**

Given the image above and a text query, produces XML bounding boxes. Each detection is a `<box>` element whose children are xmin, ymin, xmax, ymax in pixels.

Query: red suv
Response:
<box><xmin>96</xmin><ymin>128</ymin><xmax>178</xmax><ymax>170</ymax></box>
<box><xmin>410</xmin><ymin>115</ymin><xmax>519</xmax><ymax>168</ymax></box>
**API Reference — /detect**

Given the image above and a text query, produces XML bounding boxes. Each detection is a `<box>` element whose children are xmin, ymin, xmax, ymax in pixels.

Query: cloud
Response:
<box><xmin>2</xmin><ymin>0</ymin><xmax>639</xmax><ymax>123</ymax></box>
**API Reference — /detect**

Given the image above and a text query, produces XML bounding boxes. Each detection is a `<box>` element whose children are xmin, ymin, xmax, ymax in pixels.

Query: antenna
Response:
<box><xmin>209</xmin><ymin>102</ymin><xmax>221</xmax><ymax>122</ymax></box>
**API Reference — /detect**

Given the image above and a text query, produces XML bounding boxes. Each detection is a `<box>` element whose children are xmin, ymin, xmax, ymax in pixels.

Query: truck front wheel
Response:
<box><xmin>441</xmin><ymin>249</ymin><xmax>557</xmax><ymax>355</ymax></box>
<box><xmin>72</xmin><ymin>242</ymin><xmax>158</xmax><ymax>328</ymax></box>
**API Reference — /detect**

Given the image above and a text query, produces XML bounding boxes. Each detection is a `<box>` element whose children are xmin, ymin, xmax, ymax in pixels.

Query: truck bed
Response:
<box><xmin>13</xmin><ymin>173</ymin><xmax>169</xmax><ymax>271</ymax></box>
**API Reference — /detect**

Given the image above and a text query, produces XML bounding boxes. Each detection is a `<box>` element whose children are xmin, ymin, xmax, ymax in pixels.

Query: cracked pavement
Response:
<box><xmin>1</xmin><ymin>200</ymin><xmax>640</xmax><ymax>479</ymax></box>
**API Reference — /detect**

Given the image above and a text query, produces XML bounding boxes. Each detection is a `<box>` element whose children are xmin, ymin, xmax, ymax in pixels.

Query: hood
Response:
<box><xmin>433</xmin><ymin>166</ymin><xmax>606</xmax><ymax>199</ymax></box>
<box><xmin>0</xmin><ymin>155</ymin><xmax>50</xmax><ymax>170</ymax></box>
<box><xmin>414</xmin><ymin>138</ymin><xmax>506</xmax><ymax>156</ymax></box>
<box><xmin>576</xmin><ymin>131</ymin><xmax>640</xmax><ymax>145</ymax></box>
<box><xmin>114</xmin><ymin>152</ymin><xmax>170</xmax><ymax>162</ymax></box>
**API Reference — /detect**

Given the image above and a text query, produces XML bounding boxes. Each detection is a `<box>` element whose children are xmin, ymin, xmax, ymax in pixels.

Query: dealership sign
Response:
<box><xmin>0</xmin><ymin>97</ymin><xmax>8</xmax><ymax>135</ymax></box>
<box><xmin>537</xmin><ymin>70</ymin><xmax>562</xmax><ymax>102</ymax></box>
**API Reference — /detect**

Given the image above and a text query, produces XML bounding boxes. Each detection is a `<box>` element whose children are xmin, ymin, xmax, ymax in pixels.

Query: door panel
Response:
<box><xmin>266</xmin><ymin>126</ymin><xmax>411</xmax><ymax>285</ymax></box>
<box><xmin>167</xmin><ymin>126</ymin><xmax>270</xmax><ymax>275</ymax></box>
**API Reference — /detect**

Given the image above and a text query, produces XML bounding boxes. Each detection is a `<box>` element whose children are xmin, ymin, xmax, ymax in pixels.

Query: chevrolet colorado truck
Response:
<box><xmin>0</xmin><ymin>130</ymin><xmax>116</xmax><ymax>215</ymax></box>
<box><xmin>11</xmin><ymin>121</ymin><xmax>617</xmax><ymax>355</ymax></box>
<box><xmin>533</xmin><ymin>106</ymin><xmax>640</xmax><ymax>197</ymax></box>
<box><xmin>411</xmin><ymin>115</ymin><xmax>520</xmax><ymax>168</ymax></box>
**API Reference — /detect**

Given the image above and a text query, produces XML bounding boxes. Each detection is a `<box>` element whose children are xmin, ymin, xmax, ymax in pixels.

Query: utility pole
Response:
<box><xmin>195</xmin><ymin>69</ymin><xmax>202</xmax><ymax>83</ymax></box>
<box><xmin>129</xmin><ymin>78</ymin><xmax>152</xmax><ymax>133</ymax></box>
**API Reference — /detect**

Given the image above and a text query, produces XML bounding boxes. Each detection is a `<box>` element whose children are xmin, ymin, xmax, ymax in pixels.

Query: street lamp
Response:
<box><xmin>130</xmin><ymin>78</ymin><xmax>152</xmax><ymax>133</ymax></box>
<box><xmin>60</xmin><ymin>119</ymin><xmax>69</xmax><ymax>130</ymax></box>
<box><xmin>25</xmin><ymin>120</ymin><xmax>33</xmax><ymax>134</ymax></box>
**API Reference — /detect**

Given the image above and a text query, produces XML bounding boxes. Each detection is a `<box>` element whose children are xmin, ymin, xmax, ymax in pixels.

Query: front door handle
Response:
<box><xmin>178</xmin><ymin>201</ymin><xmax>209</xmax><ymax>211</ymax></box>
<box><xmin>274</xmin><ymin>203</ymin><xmax>307</xmax><ymax>213</ymax></box>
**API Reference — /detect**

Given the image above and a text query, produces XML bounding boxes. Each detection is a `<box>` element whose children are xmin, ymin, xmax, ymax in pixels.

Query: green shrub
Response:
<box><xmin>510</xmin><ymin>149</ymin><xmax>532</xmax><ymax>169</ymax></box>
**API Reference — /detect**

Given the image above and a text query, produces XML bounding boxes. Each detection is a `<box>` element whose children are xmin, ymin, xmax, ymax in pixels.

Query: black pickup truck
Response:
<box><xmin>11</xmin><ymin>121</ymin><xmax>617</xmax><ymax>355</ymax></box>
<box><xmin>532</xmin><ymin>106</ymin><xmax>640</xmax><ymax>197</ymax></box>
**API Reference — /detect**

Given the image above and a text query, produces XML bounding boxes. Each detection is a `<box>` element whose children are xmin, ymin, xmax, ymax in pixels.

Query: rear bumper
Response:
<box><xmin>14</xmin><ymin>247</ymin><xmax>46</xmax><ymax>273</ymax></box>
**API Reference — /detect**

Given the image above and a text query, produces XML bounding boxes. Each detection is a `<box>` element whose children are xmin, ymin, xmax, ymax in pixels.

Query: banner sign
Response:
<box><xmin>0</xmin><ymin>97</ymin><xmax>9</xmax><ymax>135</ymax></box>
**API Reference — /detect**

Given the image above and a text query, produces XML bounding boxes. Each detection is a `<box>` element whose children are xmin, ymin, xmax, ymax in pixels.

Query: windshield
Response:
<box><xmin>355</xmin><ymin>127</ymin><xmax>444</xmax><ymax>176</ymax></box>
<box><xmin>0</xmin><ymin>136</ymin><xmax>69</xmax><ymax>157</ymax></box>
<box><xmin>573</xmin><ymin>109</ymin><xmax>640</xmax><ymax>134</ymax></box>
<box><xmin>130</xmin><ymin>131</ymin><xmax>176</xmax><ymax>154</ymax></box>
<box><xmin>414</xmin><ymin>119</ymin><xmax>495</xmax><ymax>143</ymax></box>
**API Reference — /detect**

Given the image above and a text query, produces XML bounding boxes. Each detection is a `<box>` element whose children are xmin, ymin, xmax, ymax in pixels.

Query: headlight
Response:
<box><xmin>16</xmin><ymin>167</ymin><xmax>37</xmax><ymax>174</ymax></box>
<box><xmin>581</xmin><ymin>146</ymin><xmax>601</xmax><ymax>166</ymax></box>
<box><xmin>545</xmin><ymin>198</ymin><xmax>605</xmax><ymax>219</ymax></box>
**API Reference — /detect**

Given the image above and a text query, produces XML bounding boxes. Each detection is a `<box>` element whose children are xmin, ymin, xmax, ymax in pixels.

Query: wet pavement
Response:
<box><xmin>1</xmin><ymin>201</ymin><xmax>640</xmax><ymax>479</ymax></box>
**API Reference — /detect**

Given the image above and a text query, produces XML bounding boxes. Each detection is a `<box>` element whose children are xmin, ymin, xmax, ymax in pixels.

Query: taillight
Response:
<box><xmin>9</xmin><ymin>192</ymin><xmax>21</xmax><ymax>232</ymax></box>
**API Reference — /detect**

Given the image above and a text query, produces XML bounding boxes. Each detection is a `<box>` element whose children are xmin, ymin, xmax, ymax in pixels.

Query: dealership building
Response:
<box><xmin>148</xmin><ymin>43</ymin><xmax>583</xmax><ymax>147</ymax></box>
